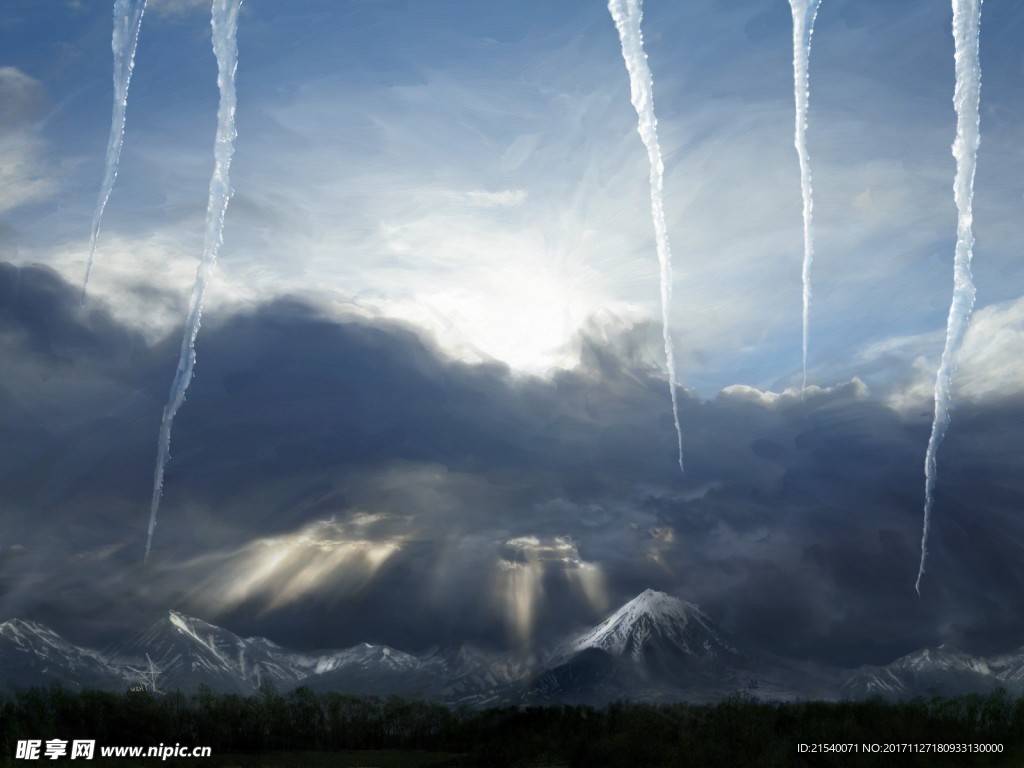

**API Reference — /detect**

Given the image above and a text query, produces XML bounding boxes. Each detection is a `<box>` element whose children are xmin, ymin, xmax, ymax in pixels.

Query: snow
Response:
<box><xmin>571</xmin><ymin>589</ymin><xmax>736</xmax><ymax>658</ymax></box>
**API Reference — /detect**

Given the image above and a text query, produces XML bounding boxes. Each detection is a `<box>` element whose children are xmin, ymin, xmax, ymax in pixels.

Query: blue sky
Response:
<box><xmin>3</xmin><ymin>0</ymin><xmax>1024</xmax><ymax>661</ymax></box>
<box><xmin>4</xmin><ymin>0</ymin><xmax>1022</xmax><ymax>397</ymax></box>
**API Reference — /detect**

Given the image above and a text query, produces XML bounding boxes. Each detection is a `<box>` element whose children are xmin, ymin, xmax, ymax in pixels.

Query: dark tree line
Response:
<box><xmin>2</xmin><ymin>684</ymin><xmax>1024</xmax><ymax>766</ymax></box>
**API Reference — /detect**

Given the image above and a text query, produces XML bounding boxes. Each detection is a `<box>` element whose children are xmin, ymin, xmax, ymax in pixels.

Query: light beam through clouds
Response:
<box><xmin>497</xmin><ymin>536</ymin><xmax>607</xmax><ymax>645</ymax></box>
<box><xmin>608</xmin><ymin>0</ymin><xmax>685</xmax><ymax>473</ymax></box>
<box><xmin>80</xmin><ymin>0</ymin><xmax>147</xmax><ymax>307</ymax></box>
<box><xmin>180</xmin><ymin>517</ymin><xmax>406</xmax><ymax>615</ymax></box>
<box><xmin>146</xmin><ymin>0</ymin><xmax>241</xmax><ymax>562</ymax></box>
<box><xmin>917</xmin><ymin>0</ymin><xmax>982</xmax><ymax>594</ymax></box>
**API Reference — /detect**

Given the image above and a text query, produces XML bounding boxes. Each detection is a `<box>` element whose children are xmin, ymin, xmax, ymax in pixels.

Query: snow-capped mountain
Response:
<box><xmin>570</xmin><ymin>588</ymin><xmax>740</xmax><ymax>663</ymax></box>
<box><xmin>5</xmin><ymin>592</ymin><xmax>1022</xmax><ymax>704</ymax></box>
<box><xmin>110</xmin><ymin>611</ymin><xmax>307</xmax><ymax>694</ymax></box>
<box><xmin>0</xmin><ymin>619</ymin><xmax>124</xmax><ymax>693</ymax></box>
<box><xmin>842</xmin><ymin>644</ymin><xmax>1024</xmax><ymax>699</ymax></box>
<box><xmin>422</xmin><ymin>645</ymin><xmax>540</xmax><ymax>707</ymax></box>
<box><xmin>107</xmin><ymin>612</ymin><xmax>534</xmax><ymax>701</ymax></box>
<box><xmin>988</xmin><ymin>647</ymin><xmax>1024</xmax><ymax>687</ymax></box>
<box><xmin>524</xmin><ymin>590</ymin><xmax>757</xmax><ymax>705</ymax></box>
<box><xmin>290</xmin><ymin>642</ymin><xmax>441</xmax><ymax>698</ymax></box>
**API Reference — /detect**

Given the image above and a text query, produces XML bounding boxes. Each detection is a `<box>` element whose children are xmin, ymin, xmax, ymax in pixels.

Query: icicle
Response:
<box><xmin>788</xmin><ymin>0</ymin><xmax>821</xmax><ymax>393</ymax></box>
<box><xmin>608</xmin><ymin>0</ymin><xmax>685</xmax><ymax>473</ymax></box>
<box><xmin>81</xmin><ymin>0</ymin><xmax>147</xmax><ymax>307</ymax></box>
<box><xmin>917</xmin><ymin>0</ymin><xmax>982</xmax><ymax>594</ymax></box>
<box><xmin>146</xmin><ymin>0</ymin><xmax>242</xmax><ymax>562</ymax></box>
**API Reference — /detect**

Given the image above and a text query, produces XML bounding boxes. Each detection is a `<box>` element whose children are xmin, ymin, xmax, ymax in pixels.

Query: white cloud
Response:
<box><xmin>0</xmin><ymin>68</ymin><xmax>56</xmax><ymax>215</ymax></box>
<box><xmin>20</xmin><ymin>231</ymin><xmax>260</xmax><ymax>343</ymax></box>
<box><xmin>0</xmin><ymin>134</ymin><xmax>57</xmax><ymax>215</ymax></box>
<box><xmin>718</xmin><ymin>378</ymin><xmax>869</xmax><ymax>407</ymax></box>
<box><xmin>459</xmin><ymin>189</ymin><xmax>528</xmax><ymax>207</ymax></box>
<box><xmin>0</xmin><ymin>67</ymin><xmax>43</xmax><ymax>129</ymax></box>
<box><xmin>9</xmin><ymin>0</ymin><xmax>1024</xmax><ymax>400</ymax></box>
<box><xmin>863</xmin><ymin>295</ymin><xmax>1024</xmax><ymax>411</ymax></box>
<box><xmin>956</xmin><ymin>296</ymin><xmax>1024</xmax><ymax>401</ymax></box>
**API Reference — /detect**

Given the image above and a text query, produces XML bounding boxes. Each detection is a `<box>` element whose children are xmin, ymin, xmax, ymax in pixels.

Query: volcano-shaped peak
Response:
<box><xmin>571</xmin><ymin>589</ymin><xmax>737</xmax><ymax>661</ymax></box>
<box><xmin>631</xmin><ymin>589</ymin><xmax>700</xmax><ymax>617</ymax></box>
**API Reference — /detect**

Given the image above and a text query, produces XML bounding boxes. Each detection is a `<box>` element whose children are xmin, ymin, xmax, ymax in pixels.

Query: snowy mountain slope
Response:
<box><xmin>287</xmin><ymin>641</ymin><xmax>421</xmax><ymax>676</ymax></box>
<box><xmin>419</xmin><ymin>645</ymin><xmax>539</xmax><ymax>706</ymax></box>
<box><xmin>0</xmin><ymin>619</ymin><xmax>124</xmax><ymax>693</ymax></box>
<box><xmin>291</xmin><ymin>642</ymin><xmax>443</xmax><ymax>698</ymax></box>
<box><xmin>110</xmin><ymin>611</ymin><xmax>306</xmax><ymax>694</ymax></box>
<box><xmin>529</xmin><ymin>590</ymin><xmax>843</xmax><ymax>705</ymax></box>
<box><xmin>6</xmin><ymin>592</ymin><xmax>1023</xmax><ymax>704</ymax></box>
<box><xmin>988</xmin><ymin>647</ymin><xmax>1024</xmax><ymax>686</ymax></box>
<box><xmin>115</xmin><ymin>616</ymin><xmax>526</xmax><ymax>703</ymax></box>
<box><xmin>842</xmin><ymin>645</ymin><xmax>1015</xmax><ymax>699</ymax></box>
<box><xmin>523</xmin><ymin>590</ymin><xmax>757</xmax><ymax>705</ymax></box>
<box><xmin>523</xmin><ymin>647</ymin><xmax>648</xmax><ymax>705</ymax></box>
<box><xmin>570</xmin><ymin>589</ymin><xmax>739</xmax><ymax>660</ymax></box>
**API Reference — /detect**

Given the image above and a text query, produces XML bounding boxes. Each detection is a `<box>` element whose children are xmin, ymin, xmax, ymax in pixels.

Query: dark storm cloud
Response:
<box><xmin>2</xmin><ymin>261</ymin><xmax>1024</xmax><ymax>666</ymax></box>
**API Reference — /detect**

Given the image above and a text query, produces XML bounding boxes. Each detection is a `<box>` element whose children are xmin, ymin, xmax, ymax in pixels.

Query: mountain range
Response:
<box><xmin>2</xmin><ymin>590</ymin><xmax>1019</xmax><ymax>705</ymax></box>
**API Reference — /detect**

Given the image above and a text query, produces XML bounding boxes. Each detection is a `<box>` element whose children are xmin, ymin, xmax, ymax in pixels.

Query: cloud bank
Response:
<box><xmin>2</xmin><ymin>262</ymin><xmax>1023</xmax><ymax>667</ymax></box>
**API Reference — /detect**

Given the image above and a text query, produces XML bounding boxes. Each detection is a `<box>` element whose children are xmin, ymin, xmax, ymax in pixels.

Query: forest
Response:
<box><xmin>2</xmin><ymin>684</ymin><xmax>1024</xmax><ymax>766</ymax></box>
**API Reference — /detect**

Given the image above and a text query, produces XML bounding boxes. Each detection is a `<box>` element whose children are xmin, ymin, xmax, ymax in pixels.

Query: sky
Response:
<box><xmin>1</xmin><ymin>0</ymin><xmax>1024</xmax><ymax>668</ymax></box>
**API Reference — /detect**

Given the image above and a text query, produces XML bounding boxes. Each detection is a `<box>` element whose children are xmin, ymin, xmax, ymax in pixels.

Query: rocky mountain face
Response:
<box><xmin>842</xmin><ymin>644</ymin><xmax>1024</xmax><ymax>699</ymax></box>
<box><xmin>109</xmin><ymin>611</ymin><xmax>307</xmax><ymax>695</ymax></box>
<box><xmin>3</xmin><ymin>592</ymin><xmax>1019</xmax><ymax>705</ymax></box>
<box><xmin>525</xmin><ymin>589</ymin><xmax>751</xmax><ymax>704</ymax></box>
<box><xmin>525</xmin><ymin>589</ymin><xmax>839</xmax><ymax>704</ymax></box>
<box><xmin>0</xmin><ymin>619</ymin><xmax>123</xmax><ymax>693</ymax></box>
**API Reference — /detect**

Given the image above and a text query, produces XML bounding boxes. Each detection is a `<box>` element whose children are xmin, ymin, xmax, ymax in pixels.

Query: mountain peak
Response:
<box><xmin>1</xmin><ymin>618</ymin><xmax>38</xmax><ymax>631</ymax></box>
<box><xmin>159</xmin><ymin>611</ymin><xmax>233</xmax><ymax>646</ymax></box>
<box><xmin>167</xmin><ymin>609</ymin><xmax>204</xmax><ymax>627</ymax></box>
<box><xmin>0</xmin><ymin>618</ymin><xmax>62</xmax><ymax>645</ymax></box>
<box><xmin>571</xmin><ymin>589</ymin><xmax>736</xmax><ymax>661</ymax></box>
<box><xmin>630</xmin><ymin>589</ymin><xmax>697</xmax><ymax>614</ymax></box>
<box><xmin>608</xmin><ymin>589</ymin><xmax>708</xmax><ymax>629</ymax></box>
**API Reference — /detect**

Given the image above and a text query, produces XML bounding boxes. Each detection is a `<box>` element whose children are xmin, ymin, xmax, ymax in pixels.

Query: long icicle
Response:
<box><xmin>789</xmin><ymin>0</ymin><xmax>821</xmax><ymax>392</ymax></box>
<box><xmin>145</xmin><ymin>0</ymin><xmax>242</xmax><ymax>563</ymax></box>
<box><xmin>81</xmin><ymin>0</ymin><xmax>147</xmax><ymax>307</ymax></box>
<box><xmin>916</xmin><ymin>0</ymin><xmax>982</xmax><ymax>594</ymax></box>
<box><xmin>608</xmin><ymin>0</ymin><xmax>685</xmax><ymax>473</ymax></box>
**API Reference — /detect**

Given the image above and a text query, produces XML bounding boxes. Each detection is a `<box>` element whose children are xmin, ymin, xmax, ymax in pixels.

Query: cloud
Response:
<box><xmin>496</xmin><ymin>535</ymin><xmax>607</xmax><ymax>644</ymax></box>
<box><xmin>24</xmin><ymin>231</ymin><xmax>261</xmax><ymax>344</ymax></box>
<box><xmin>3</xmin><ymin>262</ymin><xmax>1024</xmax><ymax>664</ymax></box>
<box><xmin>0</xmin><ymin>68</ymin><xmax>44</xmax><ymax>130</ymax></box>
<box><xmin>178</xmin><ymin>515</ymin><xmax>407</xmax><ymax>615</ymax></box>
<box><xmin>457</xmin><ymin>189</ymin><xmax>528</xmax><ymax>207</ymax></box>
<box><xmin>852</xmin><ymin>295</ymin><xmax>1024</xmax><ymax>412</ymax></box>
<box><xmin>0</xmin><ymin>68</ymin><xmax>56</xmax><ymax>215</ymax></box>
<box><xmin>10</xmin><ymin>0</ymin><xmax>1024</xmax><ymax>402</ymax></box>
<box><xmin>954</xmin><ymin>296</ymin><xmax>1024</xmax><ymax>402</ymax></box>
<box><xmin>718</xmin><ymin>378</ymin><xmax>869</xmax><ymax>408</ymax></box>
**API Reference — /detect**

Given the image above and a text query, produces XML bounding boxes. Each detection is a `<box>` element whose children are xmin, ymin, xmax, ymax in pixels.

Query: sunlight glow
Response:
<box><xmin>186</xmin><ymin>517</ymin><xmax>405</xmax><ymax>614</ymax></box>
<box><xmin>495</xmin><ymin>535</ymin><xmax>608</xmax><ymax>644</ymax></box>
